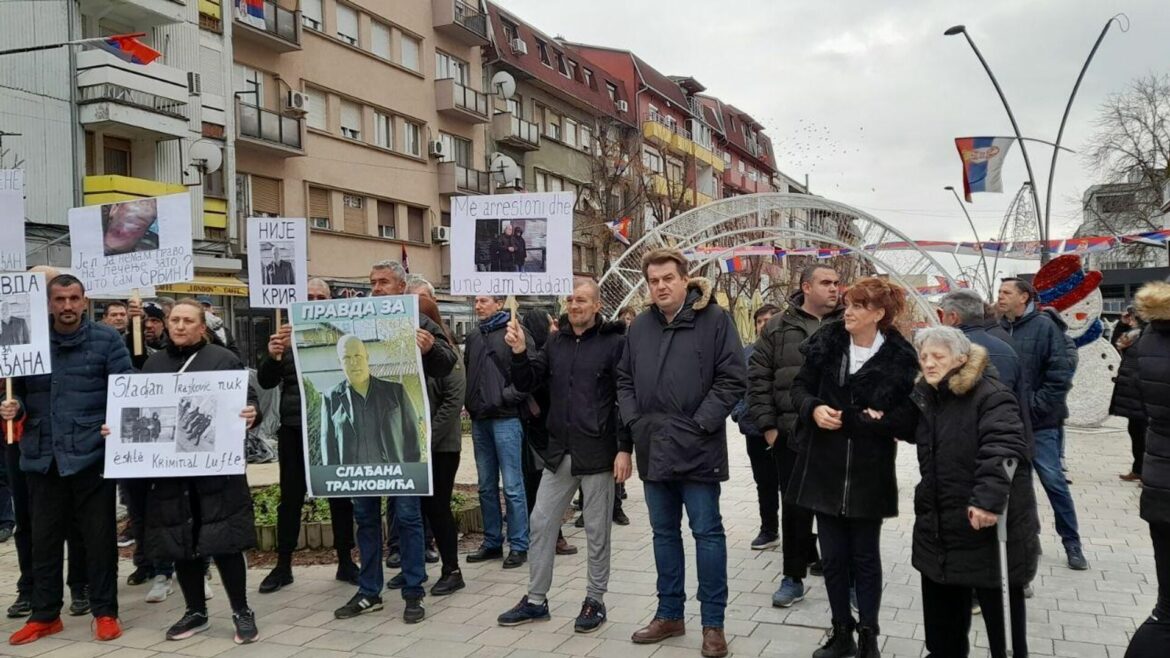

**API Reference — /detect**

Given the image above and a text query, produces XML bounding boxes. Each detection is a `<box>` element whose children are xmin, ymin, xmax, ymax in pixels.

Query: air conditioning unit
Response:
<box><xmin>284</xmin><ymin>90</ymin><xmax>309</xmax><ymax>116</ymax></box>
<box><xmin>616</xmin><ymin>99</ymin><xmax>629</xmax><ymax>112</ymax></box>
<box><xmin>428</xmin><ymin>139</ymin><xmax>445</xmax><ymax>158</ymax></box>
<box><xmin>431</xmin><ymin>225</ymin><xmax>452</xmax><ymax>243</ymax></box>
<box><xmin>510</xmin><ymin>38</ymin><xmax>528</xmax><ymax>55</ymax></box>
<box><xmin>187</xmin><ymin>72</ymin><xmax>201</xmax><ymax>95</ymax></box>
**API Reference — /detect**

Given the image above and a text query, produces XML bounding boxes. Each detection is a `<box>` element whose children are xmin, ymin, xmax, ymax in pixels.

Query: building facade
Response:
<box><xmin>1077</xmin><ymin>182</ymin><xmax>1169</xmax><ymax>270</ymax></box>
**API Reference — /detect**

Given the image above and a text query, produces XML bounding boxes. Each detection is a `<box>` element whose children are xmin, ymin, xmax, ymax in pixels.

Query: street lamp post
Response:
<box><xmin>944</xmin><ymin>185</ymin><xmax>993</xmax><ymax>300</ymax></box>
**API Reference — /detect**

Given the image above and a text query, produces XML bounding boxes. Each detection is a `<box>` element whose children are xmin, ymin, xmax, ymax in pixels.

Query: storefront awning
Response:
<box><xmin>158</xmin><ymin>275</ymin><xmax>249</xmax><ymax>297</ymax></box>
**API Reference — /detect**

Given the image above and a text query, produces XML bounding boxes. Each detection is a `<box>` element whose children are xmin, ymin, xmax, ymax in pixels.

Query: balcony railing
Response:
<box><xmin>433</xmin><ymin>0</ymin><xmax>489</xmax><ymax>45</ymax></box>
<box><xmin>453</xmin><ymin>0</ymin><xmax>487</xmax><ymax>37</ymax></box>
<box><xmin>493</xmin><ymin>112</ymin><xmax>540</xmax><ymax>150</ymax></box>
<box><xmin>78</xmin><ymin>83</ymin><xmax>187</xmax><ymax>119</ymax></box>
<box><xmin>452</xmin><ymin>80</ymin><xmax>487</xmax><ymax>116</ymax></box>
<box><xmin>645</xmin><ymin>110</ymin><xmax>691</xmax><ymax>140</ymax></box>
<box><xmin>440</xmin><ymin>161</ymin><xmax>490</xmax><ymax>195</ymax></box>
<box><xmin>237</xmin><ymin>101</ymin><xmax>302</xmax><ymax>151</ymax></box>
<box><xmin>436</xmin><ymin>78</ymin><xmax>489</xmax><ymax>122</ymax></box>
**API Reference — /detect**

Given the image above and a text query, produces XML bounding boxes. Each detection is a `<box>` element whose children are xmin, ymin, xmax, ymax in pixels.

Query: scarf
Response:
<box><xmin>479</xmin><ymin>311</ymin><xmax>511</xmax><ymax>334</ymax></box>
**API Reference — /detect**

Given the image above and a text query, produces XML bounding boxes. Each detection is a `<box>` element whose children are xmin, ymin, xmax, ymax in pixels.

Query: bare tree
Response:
<box><xmin>576</xmin><ymin>119</ymin><xmax>646</xmax><ymax>274</ymax></box>
<box><xmin>643</xmin><ymin>148</ymin><xmax>697</xmax><ymax>229</ymax></box>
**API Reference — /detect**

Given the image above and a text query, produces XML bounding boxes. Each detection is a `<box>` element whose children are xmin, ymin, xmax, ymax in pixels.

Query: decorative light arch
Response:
<box><xmin>599</xmin><ymin>193</ymin><xmax>957</xmax><ymax>322</ymax></box>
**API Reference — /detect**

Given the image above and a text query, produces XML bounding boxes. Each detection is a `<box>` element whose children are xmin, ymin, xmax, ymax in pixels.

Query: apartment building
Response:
<box><xmin>696</xmin><ymin>96</ymin><xmax>777</xmax><ymax>197</ymax></box>
<box><xmin>482</xmin><ymin>2</ymin><xmax>635</xmax><ymax>276</ymax></box>
<box><xmin>231</xmin><ymin>0</ymin><xmax>491</xmax><ymax>297</ymax></box>
<box><xmin>1076</xmin><ymin>182</ymin><xmax>1169</xmax><ymax>270</ymax></box>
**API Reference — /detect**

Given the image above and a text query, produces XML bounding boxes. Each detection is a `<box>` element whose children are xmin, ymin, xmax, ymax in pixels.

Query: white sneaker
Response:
<box><xmin>205</xmin><ymin>572</ymin><xmax>214</xmax><ymax>600</ymax></box>
<box><xmin>146</xmin><ymin>575</ymin><xmax>173</xmax><ymax>603</ymax></box>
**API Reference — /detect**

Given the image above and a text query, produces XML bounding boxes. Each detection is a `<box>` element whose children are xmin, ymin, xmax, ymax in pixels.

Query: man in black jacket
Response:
<box><xmin>257</xmin><ymin>278</ymin><xmax>356</xmax><ymax>594</ymax></box>
<box><xmin>495</xmin><ymin>279</ymin><xmax>629</xmax><ymax>634</ymax></box>
<box><xmin>617</xmin><ymin>249</ymin><xmax>745</xmax><ymax>658</ymax></box>
<box><xmin>463</xmin><ymin>295</ymin><xmax>534</xmax><ymax>569</ymax></box>
<box><xmin>747</xmin><ymin>264</ymin><xmax>841</xmax><ymax>609</ymax></box>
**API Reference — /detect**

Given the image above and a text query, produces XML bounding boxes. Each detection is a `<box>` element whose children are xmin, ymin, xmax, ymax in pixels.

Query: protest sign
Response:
<box><xmin>0</xmin><ymin>170</ymin><xmax>25</xmax><ymax>272</ymax></box>
<box><xmin>0</xmin><ymin>273</ymin><xmax>50</xmax><ymax>379</ymax></box>
<box><xmin>104</xmin><ymin>370</ymin><xmax>249</xmax><ymax>478</ymax></box>
<box><xmin>247</xmin><ymin>217</ymin><xmax>307</xmax><ymax>308</ymax></box>
<box><xmin>289</xmin><ymin>295</ymin><xmax>431</xmax><ymax>497</ymax></box>
<box><xmin>450</xmin><ymin>192</ymin><xmax>574</xmax><ymax>296</ymax></box>
<box><xmin>68</xmin><ymin>193</ymin><xmax>194</xmax><ymax>295</ymax></box>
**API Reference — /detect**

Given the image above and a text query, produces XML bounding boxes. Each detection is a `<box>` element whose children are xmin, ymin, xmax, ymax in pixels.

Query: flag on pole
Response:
<box><xmin>606</xmin><ymin>216</ymin><xmax>631</xmax><ymax>245</ymax></box>
<box><xmin>954</xmin><ymin>137</ymin><xmax>1015</xmax><ymax>202</ymax></box>
<box><xmin>95</xmin><ymin>34</ymin><xmax>161</xmax><ymax>65</ymax></box>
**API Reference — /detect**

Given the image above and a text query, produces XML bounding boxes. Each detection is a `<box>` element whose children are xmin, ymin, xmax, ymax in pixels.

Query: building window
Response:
<box><xmin>667</xmin><ymin>158</ymin><xmax>683</xmax><ymax>183</ymax></box>
<box><xmin>722</xmin><ymin>150</ymin><xmax>731</xmax><ymax>165</ymax></box>
<box><xmin>539</xmin><ymin>104</ymin><xmax>560</xmax><ymax>140</ymax></box>
<box><xmin>377</xmin><ymin>199</ymin><xmax>396</xmax><ymax>238</ymax></box>
<box><xmin>737</xmin><ymin>160</ymin><xmax>745</xmax><ymax>173</ymax></box>
<box><xmin>583</xmin><ymin>68</ymin><xmax>595</xmax><ymax>90</ymax></box>
<box><xmin>501</xmin><ymin>19</ymin><xmax>518</xmax><ymax>42</ymax></box>
<box><xmin>371</xmin><ymin>21</ymin><xmax>391</xmax><ymax>59</ymax></box>
<box><xmin>1099</xmin><ymin>193</ymin><xmax>1137</xmax><ymax>214</ymax></box>
<box><xmin>308</xmin><ymin>186</ymin><xmax>331</xmax><ymax>229</ymax></box>
<box><xmin>606</xmin><ymin>82</ymin><xmax>617</xmax><ymax>103</ymax></box>
<box><xmin>301</xmin><ymin>0</ymin><xmax>322</xmax><ymax>30</ymax></box>
<box><xmin>435</xmin><ymin>51</ymin><xmax>468</xmax><ymax>84</ymax></box>
<box><xmin>374</xmin><ymin>112</ymin><xmax>393</xmax><ymax>149</ymax></box>
<box><xmin>343</xmin><ymin>193</ymin><xmax>365</xmax><ymax>234</ymax></box>
<box><xmin>506</xmin><ymin>97</ymin><xmax>521</xmax><ymax>117</ymax></box>
<box><xmin>203</xmin><ymin>168</ymin><xmax>226</xmax><ymax>198</ymax></box>
<box><xmin>580</xmin><ymin>124</ymin><xmax>593</xmax><ymax>153</ymax></box>
<box><xmin>536</xmin><ymin>39</ymin><xmax>550</xmax><ymax>66</ymax></box>
<box><xmin>642</xmin><ymin>148</ymin><xmax>663</xmax><ymax>174</ymax></box>
<box><xmin>335</xmin><ymin>4</ymin><xmax>358</xmax><ymax>45</ymax></box>
<box><xmin>305</xmin><ymin>87</ymin><xmax>327</xmax><ymax>130</ymax></box>
<box><xmin>400</xmin><ymin>34</ymin><xmax>420</xmax><ymax>71</ymax></box>
<box><xmin>340</xmin><ymin>100</ymin><xmax>361</xmax><ymax>140</ymax></box>
<box><xmin>234</xmin><ymin>63</ymin><xmax>264</xmax><ymax>106</ymax></box>
<box><xmin>563</xmin><ymin>117</ymin><xmax>578</xmax><ymax>148</ymax></box>
<box><xmin>103</xmin><ymin>137</ymin><xmax>132</xmax><ymax>176</ymax></box>
<box><xmin>404</xmin><ymin>121</ymin><xmax>421</xmax><ymax>156</ymax></box>
<box><xmin>556</xmin><ymin>52</ymin><xmax>569</xmax><ymax>77</ymax></box>
<box><xmin>439</xmin><ymin>132</ymin><xmax>471</xmax><ymax>167</ymax></box>
<box><xmin>566</xmin><ymin>59</ymin><xmax>578</xmax><ymax>81</ymax></box>
<box><xmin>407</xmin><ymin>206</ymin><xmax>425</xmax><ymax>242</ymax></box>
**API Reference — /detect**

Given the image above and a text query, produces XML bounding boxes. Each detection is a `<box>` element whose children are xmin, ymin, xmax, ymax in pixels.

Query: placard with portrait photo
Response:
<box><xmin>0</xmin><ymin>272</ymin><xmax>50</xmax><ymax>379</ymax></box>
<box><xmin>246</xmin><ymin>217</ymin><xmax>308</xmax><ymax>308</ymax></box>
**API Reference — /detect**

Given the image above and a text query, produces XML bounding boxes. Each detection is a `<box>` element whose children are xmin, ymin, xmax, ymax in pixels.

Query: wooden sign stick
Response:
<box><xmin>506</xmin><ymin>295</ymin><xmax>519</xmax><ymax>328</ymax></box>
<box><xmin>274</xmin><ymin>308</ymin><xmax>282</xmax><ymax>332</ymax></box>
<box><xmin>130</xmin><ymin>287</ymin><xmax>143</xmax><ymax>356</ymax></box>
<box><xmin>5</xmin><ymin>378</ymin><xmax>12</xmax><ymax>445</ymax></box>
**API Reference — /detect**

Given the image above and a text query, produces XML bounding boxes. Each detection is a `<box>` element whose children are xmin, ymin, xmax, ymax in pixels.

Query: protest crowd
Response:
<box><xmin>1</xmin><ymin>250</ymin><xmax>1170</xmax><ymax>658</ymax></box>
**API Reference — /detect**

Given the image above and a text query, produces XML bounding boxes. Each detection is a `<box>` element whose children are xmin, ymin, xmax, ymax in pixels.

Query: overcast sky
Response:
<box><xmin>497</xmin><ymin>0</ymin><xmax>1167</xmax><ymax>276</ymax></box>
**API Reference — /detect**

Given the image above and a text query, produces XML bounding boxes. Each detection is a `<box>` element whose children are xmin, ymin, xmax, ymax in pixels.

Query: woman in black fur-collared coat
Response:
<box><xmin>789</xmin><ymin>278</ymin><xmax>919</xmax><ymax>658</ymax></box>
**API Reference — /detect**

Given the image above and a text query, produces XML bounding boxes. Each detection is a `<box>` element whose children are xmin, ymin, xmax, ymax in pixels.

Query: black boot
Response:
<box><xmin>812</xmin><ymin>621</ymin><xmax>857</xmax><ymax>658</ymax></box>
<box><xmin>856</xmin><ymin>626</ymin><xmax>880</xmax><ymax>658</ymax></box>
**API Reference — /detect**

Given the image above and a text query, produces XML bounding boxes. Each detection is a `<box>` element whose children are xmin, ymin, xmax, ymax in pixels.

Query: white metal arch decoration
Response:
<box><xmin>599</xmin><ymin>193</ymin><xmax>957</xmax><ymax>322</ymax></box>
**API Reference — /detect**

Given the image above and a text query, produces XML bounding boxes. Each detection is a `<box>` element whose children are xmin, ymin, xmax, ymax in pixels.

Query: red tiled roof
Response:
<box><xmin>701</xmin><ymin>95</ymin><xmax>775</xmax><ymax>171</ymax></box>
<box><xmin>484</xmin><ymin>3</ymin><xmax>633</xmax><ymax>126</ymax></box>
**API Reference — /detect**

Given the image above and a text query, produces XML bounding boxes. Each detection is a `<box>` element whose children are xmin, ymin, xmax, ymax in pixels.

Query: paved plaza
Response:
<box><xmin>0</xmin><ymin>417</ymin><xmax>1153</xmax><ymax>657</ymax></box>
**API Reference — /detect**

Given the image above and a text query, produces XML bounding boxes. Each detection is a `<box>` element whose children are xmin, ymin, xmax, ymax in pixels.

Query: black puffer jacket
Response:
<box><xmin>427</xmin><ymin>362</ymin><xmax>466</xmax><ymax>454</ymax></box>
<box><xmin>1108</xmin><ymin>327</ymin><xmax>1145</xmax><ymax>420</ymax></box>
<box><xmin>1120</xmin><ymin>281</ymin><xmax>1170</xmax><ymax>524</ymax></box>
<box><xmin>257</xmin><ymin>351</ymin><xmax>300</xmax><ymax>426</ymax></box>
<box><xmin>788</xmin><ymin>321</ymin><xmax>919</xmax><ymax>519</ymax></box>
<box><xmin>512</xmin><ymin>315</ymin><xmax>628</xmax><ymax>475</ymax></box>
<box><xmin>617</xmin><ymin>279</ymin><xmax>746</xmax><ymax>483</ymax></box>
<box><xmin>748</xmin><ymin>293</ymin><xmax>842</xmax><ymax>441</ymax></box>
<box><xmin>1000</xmin><ymin>307</ymin><xmax>1075</xmax><ymax>430</ymax></box>
<box><xmin>909</xmin><ymin>345</ymin><xmax>1041</xmax><ymax>588</ymax></box>
<box><xmin>141</xmin><ymin>341</ymin><xmax>258</xmax><ymax>561</ymax></box>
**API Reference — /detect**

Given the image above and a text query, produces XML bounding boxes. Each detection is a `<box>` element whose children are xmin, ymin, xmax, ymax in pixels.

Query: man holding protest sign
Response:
<box><xmin>3</xmin><ymin>274</ymin><xmax>132</xmax><ymax>646</ymax></box>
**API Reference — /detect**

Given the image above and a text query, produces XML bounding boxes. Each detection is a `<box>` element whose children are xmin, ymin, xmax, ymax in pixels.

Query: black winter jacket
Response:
<box><xmin>1000</xmin><ymin>307</ymin><xmax>1075</xmax><ymax>431</ymax></box>
<box><xmin>141</xmin><ymin>341</ymin><xmax>259</xmax><ymax>561</ymax></box>
<box><xmin>464</xmin><ymin>314</ymin><xmax>534</xmax><ymax>419</ymax></box>
<box><xmin>748</xmin><ymin>294</ymin><xmax>843</xmax><ymax>442</ymax></box>
<box><xmin>428</xmin><ymin>362</ymin><xmax>466</xmax><ymax>454</ymax></box>
<box><xmin>788</xmin><ymin>321</ymin><xmax>919</xmax><ymax>519</ymax></box>
<box><xmin>617</xmin><ymin>279</ymin><xmax>746</xmax><ymax>483</ymax></box>
<box><xmin>258</xmin><ymin>351</ymin><xmax>301</xmax><ymax>426</ymax></box>
<box><xmin>1108</xmin><ymin>327</ymin><xmax>1145</xmax><ymax>420</ymax></box>
<box><xmin>909</xmin><ymin>346</ymin><xmax>1041</xmax><ymax>588</ymax></box>
<box><xmin>512</xmin><ymin>315</ymin><xmax>628</xmax><ymax>475</ymax></box>
<box><xmin>1118</xmin><ymin>282</ymin><xmax>1170</xmax><ymax>524</ymax></box>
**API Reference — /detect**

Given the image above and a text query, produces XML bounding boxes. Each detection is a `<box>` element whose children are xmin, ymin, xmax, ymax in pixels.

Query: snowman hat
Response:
<box><xmin>1033</xmin><ymin>254</ymin><xmax>1102</xmax><ymax>312</ymax></box>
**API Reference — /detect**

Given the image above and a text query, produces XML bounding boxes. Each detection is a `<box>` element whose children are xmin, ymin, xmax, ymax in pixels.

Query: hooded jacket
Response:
<box><xmin>909</xmin><ymin>345</ymin><xmax>1041</xmax><ymax>588</ymax></box>
<box><xmin>748</xmin><ymin>293</ymin><xmax>843</xmax><ymax>441</ymax></box>
<box><xmin>15</xmin><ymin>317</ymin><xmax>133</xmax><ymax>476</ymax></box>
<box><xmin>616</xmin><ymin>279</ymin><xmax>746</xmax><ymax>483</ymax></box>
<box><xmin>511</xmin><ymin>314</ymin><xmax>628</xmax><ymax>475</ymax></box>
<box><xmin>788</xmin><ymin>320</ymin><xmax>920</xmax><ymax>519</ymax></box>
<box><xmin>999</xmin><ymin>306</ymin><xmax>1075</xmax><ymax>431</ymax></box>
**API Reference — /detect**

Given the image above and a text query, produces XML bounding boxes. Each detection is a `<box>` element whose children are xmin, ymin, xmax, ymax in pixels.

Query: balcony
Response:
<box><xmin>492</xmin><ymin>112</ymin><xmax>540</xmax><ymax>151</ymax></box>
<box><xmin>435</xmin><ymin>78</ymin><xmax>489</xmax><ymax>123</ymax></box>
<box><xmin>76</xmin><ymin>50</ymin><xmax>190</xmax><ymax>140</ymax></box>
<box><xmin>723</xmin><ymin>168</ymin><xmax>764</xmax><ymax>193</ymax></box>
<box><xmin>235</xmin><ymin>100</ymin><xmax>304</xmax><ymax>156</ymax></box>
<box><xmin>83</xmin><ymin>175</ymin><xmax>186</xmax><ymax>206</ymax></box>
<box><xmin>79</xmin><ymin>0</ymin><xmax>185</xmax><ymax>27</ymax></box>
<box><xmin>432</xmin><ymin>0</ymin><xmax>490</xmax><ymax>46</ymax></box>
<box><xmin>233</xmin><ymin>0</ymin><xmax>302</xmax><ymax>52</ymax></box>
<box><xmin>641</xmin><ymin>112</ymin><xmax>724</xmax><ymax>172</ymax></box>
<box><xmin>439</xmin><ymin>161</ymin><xmax>490</xmax><ymax>195</ymax></box>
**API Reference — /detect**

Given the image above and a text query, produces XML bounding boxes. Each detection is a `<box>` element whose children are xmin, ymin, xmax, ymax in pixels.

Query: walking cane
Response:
<box><xmin>997</xmin><ymin>457</ymin><xmax>1019</xmax><ymax>658</ymax></box>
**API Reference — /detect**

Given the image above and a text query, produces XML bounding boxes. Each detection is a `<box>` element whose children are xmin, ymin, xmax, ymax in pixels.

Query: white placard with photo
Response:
<box><xmin>0</xmin><ymin>272</ymin><xmax>51</xmax><ymax>378</ymax></box>
<box><xmin>450</xmin><ymin>192</ymin><xmax>575</xmax><ymax>296</ymax></box>
<box><xmin>103</xmin><ymin>370</ymin><xmax>249</xmax><ymax>478</ymax></box>
<box><xmin>0</xmin><ymin>170</ymin><xmax>26</xmax><ymax>272</ymax></box>
<box><xmin>68</xmin><ymin>193</ymin><xmax>194</xmax><ymax>296</ymax></box>
<box><xmin>247</xmin><ymin>217</ymin><xmax>308</xmax><ymax>308</ymax></box>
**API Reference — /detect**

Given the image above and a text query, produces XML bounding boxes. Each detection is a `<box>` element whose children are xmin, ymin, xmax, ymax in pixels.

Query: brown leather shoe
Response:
<box><xmin>556</xmin><ymin>536</ymin><xmax>579</xmax><ymax>555</ymax></box>
<box><xmin>1120</xmin><ymin>471</ymin><xmax>1141</xmax><ymax>482</ymax></box>
<box><xmin>701</xmin><ymin>627</ymin><xmax>728</xmax><ymax>658</ymax></box>
<box><xmin>631</xmin><ymin>617</ymin><xmax>685</xmax><ymax>644</ymax></box>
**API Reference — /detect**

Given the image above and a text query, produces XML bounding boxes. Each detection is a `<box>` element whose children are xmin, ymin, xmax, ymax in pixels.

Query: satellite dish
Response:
<box><xmin>489</xmin><ymin>152</ymin><xmax>523</xmax><ymax>189</ymax></box>
<box><xmin>188</xmin><ymin>139</ymin><xmax>223</xmax><ymax>175</ymax></box>
<box><xmin>490</xmin><ymin>71</ymin><xmax>516</xmax><ymax>100</ymax></box>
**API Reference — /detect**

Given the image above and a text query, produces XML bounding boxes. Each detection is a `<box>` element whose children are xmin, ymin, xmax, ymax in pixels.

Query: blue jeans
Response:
<box><xmin>354</xmin><ymin>496</ymin><xmax>426</xmax><ymax>600</ymax></box>
<box><xmin>1033</xmin><ymin>428</ymin><xmax>1081</xmax><ymax>547</ymax></box>
<box><xmin>472</xmin><ymin>418</ymin><xmax>529</xmax><ymax>552</ymax></box>
<box><xmin>644</xmin><ymin>480</ymin><xmax>727</xmax><ymax>628</ymax></box>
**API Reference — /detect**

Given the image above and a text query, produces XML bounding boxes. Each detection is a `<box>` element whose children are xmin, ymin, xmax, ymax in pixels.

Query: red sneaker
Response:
<box><xmin>9</xmin><ymin>619</ymin><xmax>64</xmax><ymax>645</ymax></box>
<box><xmin>93</xmin><ymin>616</ymin><xmax>122</xmax><ymax>641</ymax></box>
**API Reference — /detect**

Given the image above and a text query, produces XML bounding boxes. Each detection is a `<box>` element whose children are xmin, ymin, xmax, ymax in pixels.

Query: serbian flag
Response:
<box><xmin>719</xmin><ymin>256</ymin><xmax>747</xmax><ymax>274</ymax></box>
<box><xmin>607</xmin><ymin>217</ymin><xmax>631</xmax><ymax>245</ymax></box>
<box><xmin>96</xmin><ymin>34</ymin><xmax>160</xmax><ymax>65</ymax></box>
<box><xmin>955</xmin><ymin>137</ymin><xmax>1014</xmax><ymax>202</ymax></box>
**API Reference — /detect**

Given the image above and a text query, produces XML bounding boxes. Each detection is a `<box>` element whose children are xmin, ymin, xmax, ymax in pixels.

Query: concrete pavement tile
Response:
<box><xmin>586</xmin><ymin>637</ymin><xmax>660</xmax><ymax>658</ymax></box>
<box><xmin>389</xmin><ymin>638</ymin><xmax>479</xmax><ymax>658</ymax></box>
<box><xmin>303</xmin><ymin>629</ymin><xmax>380</xmax><ymax>651</ymax></box>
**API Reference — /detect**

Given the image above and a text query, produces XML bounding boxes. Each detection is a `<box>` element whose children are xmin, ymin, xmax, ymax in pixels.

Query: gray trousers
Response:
<box><xmin>528</xmin><ymin>455</ymin><xmax>615</xmax><ymax>604</ymax></box>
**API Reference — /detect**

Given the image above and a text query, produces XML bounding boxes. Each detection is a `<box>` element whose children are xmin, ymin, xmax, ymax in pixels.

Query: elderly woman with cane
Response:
<box><xmin>909</xmin><ymin>326</ymin><xmax>1040</xmax><ymax>658</ymax></box>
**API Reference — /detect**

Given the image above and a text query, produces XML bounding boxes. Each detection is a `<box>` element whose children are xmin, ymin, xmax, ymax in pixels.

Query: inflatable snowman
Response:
<box><xmin>1033</xmin><ymin>255</ymin><xmax>1121</xmax><ymax>428</ymax></box>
